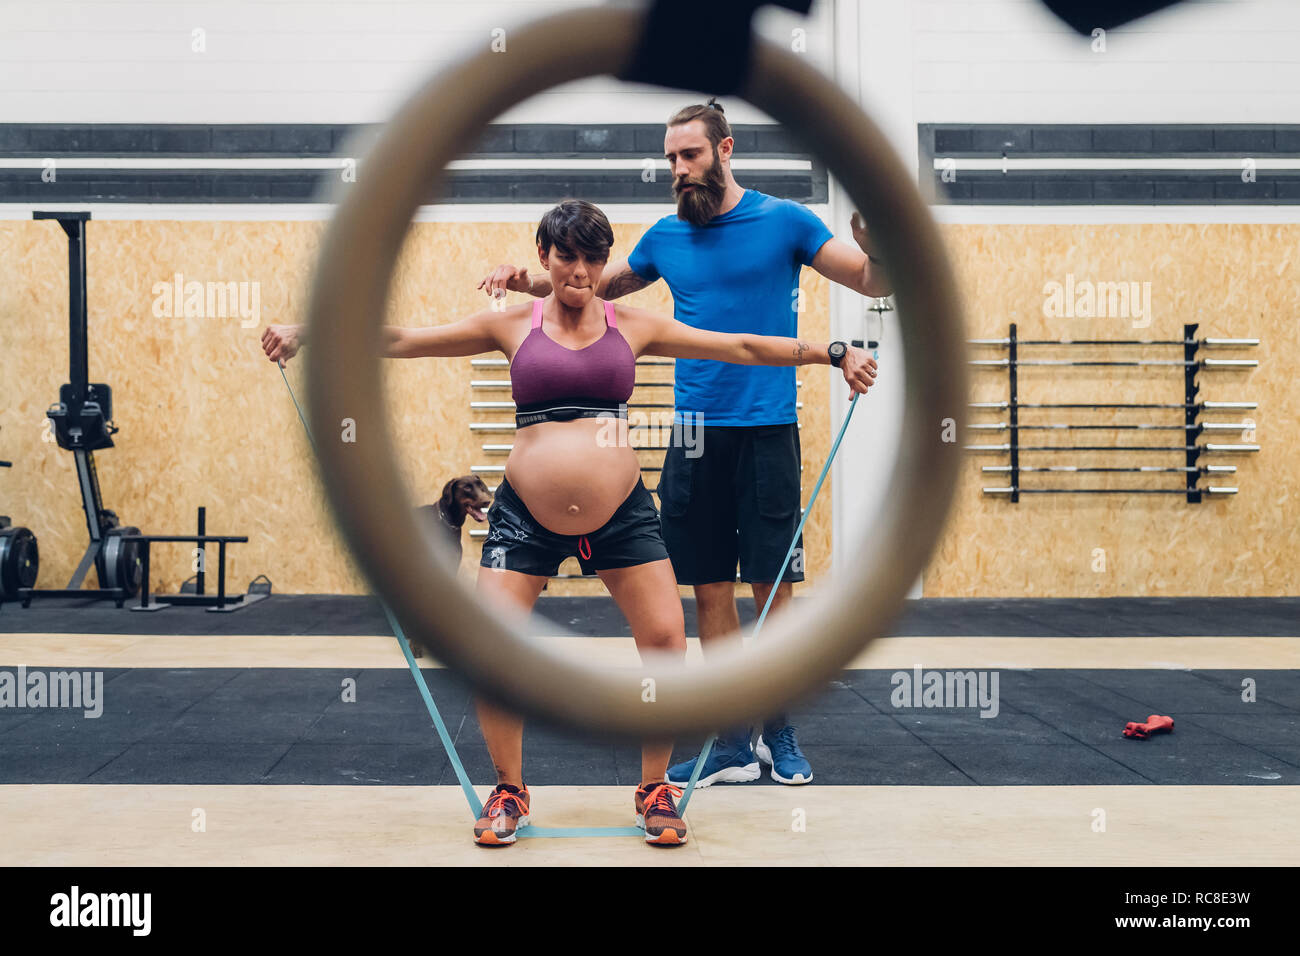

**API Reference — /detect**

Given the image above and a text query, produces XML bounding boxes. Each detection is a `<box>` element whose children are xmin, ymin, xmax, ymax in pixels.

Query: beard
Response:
<box><xmin>673</xmin><ymin>147</ymin><xmax>728</xmax><ymax>226</ymax></box>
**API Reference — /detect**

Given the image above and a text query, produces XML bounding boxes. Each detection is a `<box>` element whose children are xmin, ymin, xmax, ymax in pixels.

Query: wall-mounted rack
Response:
<box><xmin>966</xmin><ymin>323</ymin><xmax>1259</xmax><ymax>502</ymax></box>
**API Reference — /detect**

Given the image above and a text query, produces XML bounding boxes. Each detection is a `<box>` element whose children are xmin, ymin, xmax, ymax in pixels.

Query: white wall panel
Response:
<box><xmin>913</xmin><ymin>0</ymin><xmax>1300</xmax><ymax>122</ymax></box>
<box><xmin>0</xmin><ymin>0</ymin><xmax>834</xmax><ymax>124</ymax></box>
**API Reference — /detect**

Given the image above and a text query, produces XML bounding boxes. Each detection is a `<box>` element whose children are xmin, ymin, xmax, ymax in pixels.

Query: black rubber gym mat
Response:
<box><xmin>1</xmin><ymin>667</ymin><xmax>1296</xmax><ymax>787</ymax></box>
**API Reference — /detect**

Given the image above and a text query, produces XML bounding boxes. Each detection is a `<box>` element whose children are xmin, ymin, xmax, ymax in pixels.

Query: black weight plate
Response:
<box><xmin>0</xmin><ymin>527</ymin><xmax>38</xmax><ymax>597</ymax></box>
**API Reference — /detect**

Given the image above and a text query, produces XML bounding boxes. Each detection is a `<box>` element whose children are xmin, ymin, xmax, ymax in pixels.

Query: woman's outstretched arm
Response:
<box><xmin>383</xmin><ymin>307</ymin><xmax>513</xmax><ymax>358</ymax></box>
<box><xmin>262</xmin><ymin>305</ymin><xmax>523</xmax><ymax>366</ymax></box>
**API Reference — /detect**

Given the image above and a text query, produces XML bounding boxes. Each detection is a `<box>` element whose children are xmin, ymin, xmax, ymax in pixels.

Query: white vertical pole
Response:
<box><xmin>827</xmin><ymin>0</ymin><xmax>923</xmax><ymax>599</ymax></box>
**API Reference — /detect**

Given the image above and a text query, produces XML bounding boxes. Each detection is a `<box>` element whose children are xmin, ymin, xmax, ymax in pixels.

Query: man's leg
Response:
<box><xmin>659</xmin><ymin>427</ymin><xmax>759</xmax><ymax>786</ymax></box>
<box><xmin>751</xmin><ymin>581</ymin><xmax>795</xmax><ymax>738</ymax></box>
<box><xmin>691</xmin><ymin>578</ymin><xmax>763</xmax><ymax>764</ymax></box>
<box><xmin>665</xmin><ymin>578</ymin><xmax>761</xmax><ymax>785</ymax></box>
<box><xmin>739</xmin><ymin>424</ymin><xmax>813</xmax><ymax>785</ymax></box>
<box><xmin>750</xmin><ymin>579</ymin><xmax>792</xmax><ymax>628</ymax></box>
<box><xmin>694</xmin><ymin>579</ymin><xmax>739</xmax><ymax>649</ymax></box>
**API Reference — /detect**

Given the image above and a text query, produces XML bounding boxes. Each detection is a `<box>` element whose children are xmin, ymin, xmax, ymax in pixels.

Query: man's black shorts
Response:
<box><xmin>656</xmin><ymin>421</ymin><xmax>804</xmax><ymax>585</ymax></box>
<box><xmin>479</xmin><ymin>475</ymin><xmax>669</xmax><ymax>577</ymax></box>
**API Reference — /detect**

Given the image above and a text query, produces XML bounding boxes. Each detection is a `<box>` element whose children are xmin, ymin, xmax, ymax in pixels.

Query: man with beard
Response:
<box><xmin>478</xmin><ymin>99</ymin><xmax>889</xmax><ymax>788</ymax></box>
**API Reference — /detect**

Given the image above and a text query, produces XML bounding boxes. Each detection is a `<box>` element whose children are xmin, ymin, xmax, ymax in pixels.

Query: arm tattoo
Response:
<box><xmin>603</xmin><ymin>268</ymin><xmax>651</xmax><ymax>300</ymax></box>
<box><xmin>793</xmin><ymin>340</ymin><xmax>810</xmax><ymax>363</ymax></box>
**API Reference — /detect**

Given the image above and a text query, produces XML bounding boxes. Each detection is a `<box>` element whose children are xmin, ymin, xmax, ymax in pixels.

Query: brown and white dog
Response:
<box><xmin>408</xmin><ymin>476</ymin><xmax>494</xmax><ymax>658</ymax></box>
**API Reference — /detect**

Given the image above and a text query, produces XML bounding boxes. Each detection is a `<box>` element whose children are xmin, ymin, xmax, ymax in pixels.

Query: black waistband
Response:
<box><xmin>515</xmin><ymin>401</ymin><xmax>628</xmax><ymax>429</ymax></box>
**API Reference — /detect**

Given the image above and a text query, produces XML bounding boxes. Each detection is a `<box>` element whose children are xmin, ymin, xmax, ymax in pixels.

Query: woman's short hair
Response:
<box><xmin>535</xmin><ymin>199</ymin><xmax>614</xmax><ymax>261</ymax></box>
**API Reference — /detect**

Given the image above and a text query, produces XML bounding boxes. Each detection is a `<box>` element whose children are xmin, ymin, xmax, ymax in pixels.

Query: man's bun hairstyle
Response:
<box><xmin>667</xmin><ymin>99</ymin><xmax>732</xmax><ymax>149</ymax></box>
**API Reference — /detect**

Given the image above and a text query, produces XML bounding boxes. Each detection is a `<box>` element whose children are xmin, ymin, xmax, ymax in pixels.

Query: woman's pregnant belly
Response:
<box><xmin>504</xmin><ymin>418</ymin><xmax>641</xmax><ymax>536</ymax></box>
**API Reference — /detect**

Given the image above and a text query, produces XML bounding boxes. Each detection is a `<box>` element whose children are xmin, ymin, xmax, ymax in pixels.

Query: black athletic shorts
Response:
<box><xmin>656</xmin><ymin>422</ymin><xmax>804</xmax><ymax>585</ymax></box>
<box><xmin>479</xmin><ymin>475</ymin><xmax>669</xmax><ymax>577</ymax></box>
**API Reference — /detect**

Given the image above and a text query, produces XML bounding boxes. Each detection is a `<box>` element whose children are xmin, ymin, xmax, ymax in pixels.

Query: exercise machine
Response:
<box><xmin>22</xmin><ymin>211</ymin><xmax>268</xmax><ymax>611</ymax></box>
<box><xmin>20</xmin><ymin>212</ymin><xmax>142</xmax><ymax>606</ymax></box>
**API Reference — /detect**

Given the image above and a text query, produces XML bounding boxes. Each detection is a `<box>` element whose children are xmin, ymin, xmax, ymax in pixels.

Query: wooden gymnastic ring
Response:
<box><xmin>305</xmin><ymin>5</ymin><xmax>967</xmax><ymax>737</ymax></box>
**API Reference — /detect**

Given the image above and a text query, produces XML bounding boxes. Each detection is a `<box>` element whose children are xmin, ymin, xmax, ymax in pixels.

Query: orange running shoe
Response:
<box><xmin>635</xmin><ymin>781</ymin><xmax>688</xmax><ymax>846</ymax></box>
<box><xmin>474</xmin><ymin>784</ymin><xmax>531</xmax><ymax>846</ymax></box>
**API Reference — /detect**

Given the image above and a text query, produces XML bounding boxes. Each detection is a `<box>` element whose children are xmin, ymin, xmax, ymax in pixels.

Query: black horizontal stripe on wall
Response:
<box><xmin>931</xmin><ymin>170</ymin><xmax>1300</xmax><ymax>205</ymax></box>
<box><xmin>921</xmin><ymin>124</ymin><xmax>1300</xmax><ymax>205</ymax></box>
<box><xmin>0</xmin><ymin>169</ymin><xmax>823</xmax><ymax>205</ymax></box>
<box><xmin>922</xmin><ymin>124</ymin><xmax>1300</xmax><ymax>158</ymax></box>
<box><xmin>0</xmin><ymin>123</ymin><xmax>811</xmax><ymax>158</ymax></box>
<box><xmin>0</xmin><ymin>123</ymin><xmax>826</xmax><ymax>205</ymax></box>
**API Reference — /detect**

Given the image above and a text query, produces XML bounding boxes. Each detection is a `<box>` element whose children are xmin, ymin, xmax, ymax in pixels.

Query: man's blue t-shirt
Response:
<box><xmin>626</xmin><ymin>189</ymin><xmax>833</xmax><ymax>427</ymax></box>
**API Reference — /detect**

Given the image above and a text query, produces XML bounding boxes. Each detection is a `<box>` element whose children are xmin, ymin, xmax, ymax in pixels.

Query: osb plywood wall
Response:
<box><xmin>0</xmin><ymin>219</ymin><xmax>833</xmax><ymax>599</ymax></box>
<box><xmin>925</xmin><ymin>223</ymin><xmax>1298</xmax><ymax>597</ymax></box>
<box><xmin>9</xmin><ymin>218</ymin><xmax>1289</xmax><ymax>600</ymax></box>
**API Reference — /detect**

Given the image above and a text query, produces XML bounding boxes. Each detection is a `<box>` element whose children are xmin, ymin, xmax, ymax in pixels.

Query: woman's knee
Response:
<box><xmin>635</xmin><ymin>621</ymin><xmax>687</xmax><ymax>654</ymax></box>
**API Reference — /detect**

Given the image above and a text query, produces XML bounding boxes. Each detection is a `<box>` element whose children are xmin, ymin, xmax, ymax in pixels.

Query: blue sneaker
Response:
<box><xmin>755</xmin><ymin>726</ymin><xmax>813</xmax><ymax>784</ymax></box>
<box><xmin>666</xmin><ymin>737</ymin><xmax>760</xmax><ymax>788</ymax></box>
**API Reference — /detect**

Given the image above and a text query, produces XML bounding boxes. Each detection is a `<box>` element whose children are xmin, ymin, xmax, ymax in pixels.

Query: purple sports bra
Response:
<box><xmin>511</xmin><ymin>299</ymin><xmax>635</xmax><ymax>426</ymax></box>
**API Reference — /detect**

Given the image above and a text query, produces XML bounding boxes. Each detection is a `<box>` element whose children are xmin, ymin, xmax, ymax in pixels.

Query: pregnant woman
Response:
<box><xmin>262</xmin><ymin>199</ymin><xmax>876</xmax><ymax>847</ymax></box>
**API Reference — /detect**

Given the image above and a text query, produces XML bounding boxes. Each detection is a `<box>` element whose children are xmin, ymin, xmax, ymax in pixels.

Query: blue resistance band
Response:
<box><xmin>676</xmin><ymin>388</ymin><xmax>861</xmax><ymax>816</ymax></box>
<box><xmin>383</xmin><ymin>600</ymin><xmax>643</xmax><ymax>838</ymax></box>
<box><xmin>281</xmin><ymin>365</ymin><xmax>858</xmax><ymax>835</ymax></box>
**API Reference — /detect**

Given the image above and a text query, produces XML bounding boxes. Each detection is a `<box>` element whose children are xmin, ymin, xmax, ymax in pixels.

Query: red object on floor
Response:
<box><xmin>1123</xmin><ymin>714</ymin><xmax>1175</xmax><ymax>739</ymax></box>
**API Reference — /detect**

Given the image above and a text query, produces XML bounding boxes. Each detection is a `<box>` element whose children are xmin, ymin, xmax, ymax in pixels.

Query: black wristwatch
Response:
<box><xmin>828</xmin><ymin>341</ymin><xmax>848</xmax><ymax>368</ymax></box>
